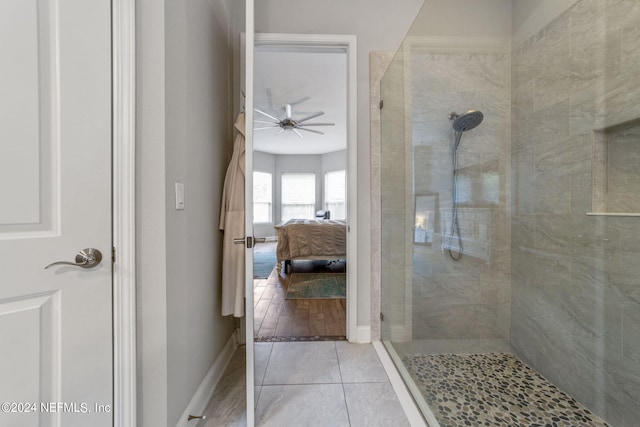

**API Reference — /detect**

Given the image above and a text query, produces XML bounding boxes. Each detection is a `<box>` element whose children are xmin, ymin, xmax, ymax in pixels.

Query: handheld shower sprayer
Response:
<box><xmin>447</xmin><ymin>110</ymin><xmax>484</xmax><ymax>261</ymax></box>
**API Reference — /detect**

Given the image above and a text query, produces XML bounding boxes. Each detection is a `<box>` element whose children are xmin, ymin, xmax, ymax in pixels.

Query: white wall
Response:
<box><xmin>511</xmin><ymin>0</ymin><xmax>579</xmax><ymax>47</ymax></box>
<box><xmin>322</xmin><ymin>149</ymin><xmax>347</xmax><ymax>173</ymax></box>
<box><xmin>407</xmin><ymin>0</ymin><xmax>511</xmax><ymax>38</ymax></box>
<box><xmin>136</xmin><ymin>2</ymin><xmax>168</xmax><ymax>426</ymax></box>
<box><xmin>404</xmin><ymin>0</ymin><xmax>576</xmax><ymax>44</ymax></box>
<box><xmin>255</xmin><ymin>0</ymin><xmax>425</xmax><ymax>331</ymax></box>
<box><xmin>254</xmin><ymin>151</ymin><xmax>276</xmax><ymax>172</ymax></box>
<box><xmin>136</xmin><ymin>0</ymin><xmax>237</xmax><ymax>425</ymax></box>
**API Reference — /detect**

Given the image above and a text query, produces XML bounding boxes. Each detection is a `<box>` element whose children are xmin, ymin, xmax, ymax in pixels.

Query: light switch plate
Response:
<box><xmin>175</xmin><ymin>183</ymin><xmax>185</xmax><ymax>210</ymax></box>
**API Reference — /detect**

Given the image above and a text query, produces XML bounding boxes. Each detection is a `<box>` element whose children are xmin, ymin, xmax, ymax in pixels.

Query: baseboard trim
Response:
<box><xmin>175</xmin><ymin>330</ymin><xmax>239</xmax><ymax>427</ymax></box>
<box><xmin>352</xmin><ymin>325</ymin><xmax>371</xmax><ymax>343</ymax></box>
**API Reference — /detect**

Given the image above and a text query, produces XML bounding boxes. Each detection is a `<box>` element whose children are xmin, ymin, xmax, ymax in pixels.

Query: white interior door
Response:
<box><xmin>244</xmin><ymin>1</ymin><xmax>255</xmax><ymax>426</ymax></box>
<box><xmin>0</xmin><ymin>1</ymin><xmax>113</xmax><ymax>426</ymax></box>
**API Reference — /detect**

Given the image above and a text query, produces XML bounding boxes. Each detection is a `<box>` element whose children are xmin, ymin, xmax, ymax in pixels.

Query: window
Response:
<box><xmin>324</xmin><ymin>170</ymin><xmax>346</xmax><ymax>220</ymax></box>
<box><xmin>253</xmin><ymin>171</ymin><xmax>272</xmax><ymax>223</ymax></box>
<box><xmin>281</xmin><ymin>173</ymin><xmax>316</xmax><ymax>221</ymax></box>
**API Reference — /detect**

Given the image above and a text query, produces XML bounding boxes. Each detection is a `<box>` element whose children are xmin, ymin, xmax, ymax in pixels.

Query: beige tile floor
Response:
<box><xmin>198</xmin><ymin>341</ymin><xmax>411</xmax><ymax>427</ymax></box>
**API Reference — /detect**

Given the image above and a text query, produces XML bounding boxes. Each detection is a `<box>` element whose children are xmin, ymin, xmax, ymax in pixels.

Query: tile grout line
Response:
<box><xmin>341</xmin><ymin>381</ymin><xmax>352</xmax><ymax>426</ymax></box>
<box><xmin>256</xmin><ymin>342</ymin><xmax>275</xmax><ymax>389</ymax></box>
<box><xmin>261</xmin><ymin>381</ymin><xmax>346</xmax><ymax>386</ymax></box>
<box><xmin>334</xmin><ymin>341</ymin><xmax>354</xmax><ymax>426</ymax></box>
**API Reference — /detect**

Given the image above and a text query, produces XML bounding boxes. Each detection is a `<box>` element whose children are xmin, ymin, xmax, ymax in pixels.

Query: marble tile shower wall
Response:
<box><xmin>410</xmin><ymin>49</ymin><xmax>511</xmax><ymax>340</ymax></box>
<box><xmin>510</xmin><ymin>1</ymin><xmax>640</xmax><ymax>426</ymax></box>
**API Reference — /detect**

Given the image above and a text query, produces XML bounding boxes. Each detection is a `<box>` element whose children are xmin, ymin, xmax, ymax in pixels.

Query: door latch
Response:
<box><xmin>45</xmin><ymin>248</ymin><xmax>103</xmax><ymax>269</ymax></box>
<box><xmin>233</xmin><ymin>236</ymin><xmax>254</xmax><ymax>248</ymax></box>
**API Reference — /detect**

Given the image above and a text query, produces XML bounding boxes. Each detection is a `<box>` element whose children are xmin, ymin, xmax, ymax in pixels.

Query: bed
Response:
<box><xmin>274</xmin><ymin>219</ymin><xmax>347</xmax><ymax>274</ymax></box>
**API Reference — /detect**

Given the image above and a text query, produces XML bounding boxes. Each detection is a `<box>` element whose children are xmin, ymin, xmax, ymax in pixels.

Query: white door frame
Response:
<box><xmin>112</xmin><ymin>0</ymin><xmax>136</xmax><ymax>425</ymax></box>
<box><xmin>111</xmin><ymin>17</ymin><xmax>360</xmax><ymax>427</ymax></box>
<box><xmin>253</xmin><ymin>33</ymin><xmax>359</xmax><ymax>340</ymax></box>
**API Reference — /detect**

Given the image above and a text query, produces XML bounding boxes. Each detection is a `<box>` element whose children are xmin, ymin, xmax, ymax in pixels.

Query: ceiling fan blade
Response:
<box><xmin>300</xmin><ymin>122</ymin><xmax>335</xmax><ymax>126</ymax></box>
<box><xmin>254</xmin><ymin>126</ymin><xmax>280</xmax><ymax>130</ymax></box>
<box><xmin>292</xmin><ymin>128</ymin><xmax>304</xmax><ymax>138</ymax></box>
<box><xmin>254</xmin><ymin>120</ymin><xmax>279</xmax><ymax>125</ymax></box>
<box><xmin>275</xmin><ymin>128</ymin><xmax>285</xmax><ymax>136</ymax></box>
<box><xmin>297</xmin><ymin>127</ymin><xmax>325</xmax><ymax>135</ymax></box>
<box><xmin>296</xmin><ymin>111</ymin><xmax>325</xmax><ymax>124</ymax></box>
<box><xmin>289</xmin><ymin>96</ymin><xmax>310</xmax><ymax>106</ymax></box>
<box><xmin>254</xmin><ymin>108</ymin><xmax>281</xmax><ymax>122</ymax></box>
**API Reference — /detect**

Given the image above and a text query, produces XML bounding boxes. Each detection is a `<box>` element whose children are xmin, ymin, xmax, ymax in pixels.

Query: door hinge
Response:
<box><xmin>379</xmin><ymin>99</ymin><xmax>384</xmax><ymax>110</ymax></box>
<box><xmin>380</xmin><ymin>312</ymin><xmax>384</xmax><ymax>321</ymax></box>
<box><xmin>112</xmin><ymin>247</ymin><xmax>116</xmax><ymax>264</ymax></box>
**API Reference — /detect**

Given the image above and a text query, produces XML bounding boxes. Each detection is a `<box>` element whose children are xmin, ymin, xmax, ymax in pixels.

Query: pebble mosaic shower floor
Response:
<box><xmin>402</xmin><ymin>353</ymin><xmax>610</xmax><ymax>427</ymax></box>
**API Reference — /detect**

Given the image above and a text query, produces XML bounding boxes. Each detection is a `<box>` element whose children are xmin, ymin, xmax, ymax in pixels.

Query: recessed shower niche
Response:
<box><xmin>591</xmin><ymin>119</ymin><xmax>640</xmax><ymax>216</ymax></box>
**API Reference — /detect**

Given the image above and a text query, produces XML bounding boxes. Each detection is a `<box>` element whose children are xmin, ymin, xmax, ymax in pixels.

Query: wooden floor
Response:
<box><xmin>253</xmin><ymin>244</ymin><xmax>347</xmax><ymax>340</ymax></box>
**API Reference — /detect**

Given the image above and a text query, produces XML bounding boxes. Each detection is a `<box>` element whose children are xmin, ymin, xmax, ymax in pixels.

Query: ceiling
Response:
<box><xmin>253</xmin><ymin>46</ymin><xmax>347</xmax><ymax>155</ymax></box>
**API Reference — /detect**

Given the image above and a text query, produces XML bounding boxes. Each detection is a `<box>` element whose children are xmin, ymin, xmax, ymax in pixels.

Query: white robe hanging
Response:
<box><xmin>219</xmin><ymin>112</ymin><xmax>246</xmax><ymax>317</ymax></box>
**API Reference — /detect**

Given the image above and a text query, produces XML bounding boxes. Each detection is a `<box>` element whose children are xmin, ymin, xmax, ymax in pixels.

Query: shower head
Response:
<box><xmin>449</xmin><ymin>110</ymin><xmax>484</xmax><ymax>132</ymax></box>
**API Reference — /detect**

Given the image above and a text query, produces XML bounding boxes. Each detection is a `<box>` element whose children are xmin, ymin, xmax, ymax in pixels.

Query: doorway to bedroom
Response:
<box><xmin>251</xmin><ymin>37</ymin><xmax>352</xmax><ymax>342</ymax></box>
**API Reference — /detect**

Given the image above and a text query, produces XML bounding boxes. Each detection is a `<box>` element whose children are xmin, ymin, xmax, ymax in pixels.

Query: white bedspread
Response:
<box><xmin>274</xmin><ymin>219</ymin><xmax>347</xmax><ymax>261</ymax></box>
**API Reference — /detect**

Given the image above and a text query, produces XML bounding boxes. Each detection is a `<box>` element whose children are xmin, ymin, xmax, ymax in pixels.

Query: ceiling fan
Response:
<box><xmin>254</xmin><ymin>102</ymin><xmax>335</xmax><ymax>138</ymax></box>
